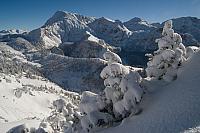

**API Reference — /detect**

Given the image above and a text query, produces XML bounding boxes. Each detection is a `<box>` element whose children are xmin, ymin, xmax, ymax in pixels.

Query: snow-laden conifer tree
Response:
<box><xmin>78</xmin><ymin>50</ymin><xmax>144</xmax><ymax>132</ymax></box>
<box><xmin>146</xmin><ymin>20</ymin><xmax>186</xmax><ymax>82</ymax></box>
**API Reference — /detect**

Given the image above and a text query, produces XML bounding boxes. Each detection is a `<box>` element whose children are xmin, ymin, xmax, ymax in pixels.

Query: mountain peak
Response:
<box><xmin>44</xmin><ymin>10</ymin><xmax>73</xmax><ymax>25</ymax></box>
<box><xmin>129</xmin><ymin>17</ymin><xmax>143</xmax><ymax>23</ymax></box>
<box><xmin>54</xmin><ymin>10</ymin><xmax>68</xmax><ymax>16</ymax></box>
<box><xmin>98</xmin><ymin>17</ymin><xmax>115</xmax><ymax>22</ymax></box>
<box><xmin>123</xmin><ymin>17</ymin><xmax>156</xmax><ymax>31</ymax></box>
<box><xmin>44</xmin><ymin>11</ymin><xmax>95</xmax><ymax>26</ymax></box>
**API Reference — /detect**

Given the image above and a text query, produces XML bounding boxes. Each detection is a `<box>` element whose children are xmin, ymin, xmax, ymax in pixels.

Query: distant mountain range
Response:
<box><xmin>1</xmin><ymin>11</ymin><xmax>200</xmax><ymax>66</ymax></box>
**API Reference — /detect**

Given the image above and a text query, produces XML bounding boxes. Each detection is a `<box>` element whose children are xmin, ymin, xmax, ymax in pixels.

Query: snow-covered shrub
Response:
<box><xmin>120</xmin><ymin>71</ymin><xmax>143</xmax><ymax>102</ymax></box>
<box><xmin>80</xmin><ymin>115</ymin><xmax>92</xmax><ymax>132</ymax></box>
<box><xmin>87</xmin><ymin>111</ymin><xmax>113</xmax><ymax>127</ymax></box>
<box><xmin>79</xmin><ymin>91</ymin><xmax>102</xmax><ymax>114</ymax></box>
<box><xmin>36</xmin><ymin>95</ymin><xmax>81</xmax><ymax>133</ymax></box>
<box><xmin>13</xmin><ymin>88</ymin><xmax>23</xmax><ymax>98</ymax></box>
<box><xmin>146</xmin><ymin>20</ymin><xmax>187</xmax><ymax>82</ymax></box>
<box><xmin>8</xmin><ymin>123</ymin><xmax>54</xmax><ymax>133</ymax></box>
<box><xmin>53</xmin><ymin>98</ymin><xmax>66</xmax><ymax>113</ymax></box>
<box><xmin>185</xmin><ymin>46</ymin><xmax>200</xmax><ymax>59</ymax></box>
<box><xmin>103</xmin><ymin>51</ymin><xmax>122</xmax><ymax>64</ymax></box>
<box><xmin>100</xmin><ymin>65</ymin><xmax>112</xmax><ymax>79</ymax></box>
<box><xmin>37</xmin><ymin>121</ymin><xmax>54</xmax><ymax>133</ymax></box>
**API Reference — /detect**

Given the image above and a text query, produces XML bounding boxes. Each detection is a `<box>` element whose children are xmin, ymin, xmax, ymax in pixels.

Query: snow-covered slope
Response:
<box><xmin>6</xmin><ymin>37</ymin><xmax>35</xmax><ymax>52</ymax></box>
<box><xmin>100</xmin><ymin>50</ymin><xmax>200</xmax><ymax>133</ymax></box>
<box><xmin>40</xmin><ymin>54</ymin><xmax>107</xmax><ymax>92</ymax></box>
<box><xmin>0</xmin><ymin>73</ymin><xmax>80</xmax><ymax>132</ymax></box>
<box><xmin>0</xmin><ymin>42</ymin><xmax>80</xmax><ymax>132</ymax></box>
<box><xmin>0</xmin><ymin>74</ymin><xmax>61</xmax><ymax>123</ymax></box>
<box><xmin>59</xmin><ymin>31</ymin><xmax>118</xmax><ymax>58</ymax></box>
<box><xmin>0</xmin><ymin>35</ymin><xmax>111</xmax><ymax>93</ymax></box>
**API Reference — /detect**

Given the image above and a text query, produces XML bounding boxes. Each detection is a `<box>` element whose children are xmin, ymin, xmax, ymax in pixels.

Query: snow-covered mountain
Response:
<box><xmin>27</xmin><ymin>11</ymin><xmax>95</xmax><ymax>48</ymax></box>
<box><xmin>123</xmin><ymin>17</ymin><xmax>156</xmax><ymax>31</ymax></box>
<box><xmin>123</xmin><ymin>17</ymin><xmax>200</xmax><ymax>52</ymax></box>
<box><xmin>88</xmin><ymin>17</ymin><xmax>132</xmax><ymax>47</ymax></box>
<box><xmin>26</xmin><ymin>11</ymin><xmax>133</xmax><ymax>49</ymax></box>
<box><xmin>171</xmin><ymin>17</ymin><xmax>200</xmax><ymax>45</ymax></box>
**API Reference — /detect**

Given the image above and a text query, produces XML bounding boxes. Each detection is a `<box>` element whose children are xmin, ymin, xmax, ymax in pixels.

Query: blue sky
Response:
<box><xmin>0</xmin><ymin>0</ymin><xmax>200</xmax><ymax>30</ymax></box>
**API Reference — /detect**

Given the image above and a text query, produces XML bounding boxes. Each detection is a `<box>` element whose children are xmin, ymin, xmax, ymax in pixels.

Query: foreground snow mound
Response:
<box><xmin>101</xmin><ymin>50</ymin><xmax>200</xmax><ymax>133</ymax></box>
<box><xmin>0</xmin><ymin>72</ymin><xmax>80</xmax><ymax>132</ymax></box>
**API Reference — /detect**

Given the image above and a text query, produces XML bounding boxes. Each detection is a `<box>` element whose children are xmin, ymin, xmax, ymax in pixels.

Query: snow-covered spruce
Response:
<box><xmin>77</xmin><ymin>51</ymin><xmax>144</xmax><ymax>132</ymax></box>
<box><xmin>145</xmin><ymin>20</ymin><xmax>188</xmax><ymax>82</ymax></box>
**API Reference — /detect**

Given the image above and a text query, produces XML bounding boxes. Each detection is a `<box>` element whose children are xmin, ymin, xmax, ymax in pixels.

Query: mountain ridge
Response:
<box><xmin>1</xmin><ymin>11</ymin><xmax>200</xmax><ymax>67</ymax></box>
